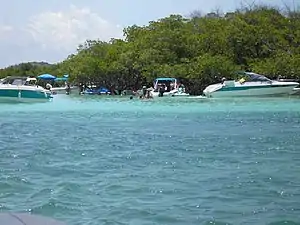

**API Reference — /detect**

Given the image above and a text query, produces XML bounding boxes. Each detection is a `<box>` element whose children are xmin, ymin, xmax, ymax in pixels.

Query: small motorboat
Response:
<box><xmin>0</xmin><ymin>76</ymin><xmax>52</xmax><ymax>102</ymax></box>
<box><xmin>150</xmin><ymin>77</ymin><xmax>190</xmax><ymax>97</ymax></box>
<box><xmin>203</xmin><ymin>72</ymin><xmax>299</xmax><ymax>98</ymax></box>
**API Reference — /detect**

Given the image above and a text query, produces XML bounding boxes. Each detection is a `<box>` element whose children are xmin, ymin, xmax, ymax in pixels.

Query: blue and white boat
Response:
<box><xmin>0</xmin><ymin>76</ymin><xmax>52</xmax><ymax>102</ymax></box>
<box><xmin>203</xmin><ymin>72</ymin><xmax>299</xmax><ymax>98</ymax></box>
<box><xmin>150</xmin><ymin>77</ymin><xmax>189</xmax><ymax>97</ymax></box>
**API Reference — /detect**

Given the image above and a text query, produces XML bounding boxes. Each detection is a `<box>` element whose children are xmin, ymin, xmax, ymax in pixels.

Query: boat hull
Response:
<box><xmin>203</xmin><ymin>83</ymin><xmax>298</xmax><ymax>98</ymax></box>
<box><xmin>0</xmin><ymin>96</ymin><xmax>52</xmax><ymax>103</ymax></box>
<box><xmin>151</xmin><ymin>91</ymin><xmax>190</xmax><ymax>97</ymax></box>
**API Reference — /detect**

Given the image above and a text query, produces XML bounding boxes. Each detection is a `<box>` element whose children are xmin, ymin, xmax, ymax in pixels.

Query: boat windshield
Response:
<box><xmin>239</xmin><ymin>72</ymin><xmax>272</xmax><ymax>82</ymax></box>
<box><xmin>12</xmin><ymin>79</ymin><xmax>25</xmax><ymax>85</ymax></box>
<box><xmin>1</xmin><ymin>77</ymin><xmax>26</xmax><ymax>85</ymax></box>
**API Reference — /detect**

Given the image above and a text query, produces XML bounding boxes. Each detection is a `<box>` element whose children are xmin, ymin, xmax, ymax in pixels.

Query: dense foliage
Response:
<box><xmin>1</xmin><ymin>5</ymin><xmax>300</xmax><ymax>94</ymax></box>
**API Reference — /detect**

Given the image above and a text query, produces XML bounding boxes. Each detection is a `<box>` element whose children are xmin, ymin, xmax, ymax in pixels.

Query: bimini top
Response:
<box><xmin>155</xmin><ymin>78</ymin><xmax>177</xmax><ymax>81</ymax></box>
<box><xmin>241</xmin><ymin>72</ymin><xmax>272</xmax><ymax>82</ymax></box>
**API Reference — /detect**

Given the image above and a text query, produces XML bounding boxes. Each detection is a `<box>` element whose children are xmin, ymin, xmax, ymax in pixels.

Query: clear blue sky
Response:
<box><xmin>0</xmin><ymin>0</ymin><xmax>296</xmax><ymax>68</ymax></box>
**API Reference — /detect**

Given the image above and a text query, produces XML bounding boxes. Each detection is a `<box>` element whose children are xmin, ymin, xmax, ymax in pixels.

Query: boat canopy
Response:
<box><xmin>38</xmin><ymin>74</ymin><xmax>56</xmax><ymax>80</ymax></box>
<box><xmin>155</xmin><ymin>78</ymin><xmax>176</xmax><ymax>81</ymax></box>
<box><xmin>243</xmin><ymin>72</ymin><xmax>272</xmax><ymax>82</ymax></box>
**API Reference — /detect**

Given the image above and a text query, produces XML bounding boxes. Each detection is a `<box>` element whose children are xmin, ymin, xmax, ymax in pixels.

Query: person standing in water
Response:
<box><xmin>65</xmin><ymin>82</ymin><xmax>71</xmax><ymax>95</ymax></box>
<box><xmin>146</xmin><ymin>90</ymin><xmax>153</xmax><ymax>99</ymax></box>
<box><xmin>79</xmin><ymin>83</ymin><xmax>84</xmax><ymax>94</ymax></box>
<box><xmin>142</xmin><ymin>86</ymin><xmax>147</xmax><ymax>98</ymax></box>
<box><xmin>158</xmin><ymin>85</ymin><xmax>164</xmax><ymax>97</ymax></box>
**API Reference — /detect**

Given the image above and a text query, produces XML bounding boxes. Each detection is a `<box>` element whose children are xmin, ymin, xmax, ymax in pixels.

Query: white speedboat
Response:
<box><xmin>203</xmin><ymin>72</ymin><xmax>299</xmax><ymax>98</ymax></box>
<box><xmin>150</xmin><ymin>77</ymin><xmax>190</xmax><ymax>97</ymax></box>
<box><xmin>0</xmin><ymin>77</ymin><xmax>52</xmax><ymax>102</ymax></box>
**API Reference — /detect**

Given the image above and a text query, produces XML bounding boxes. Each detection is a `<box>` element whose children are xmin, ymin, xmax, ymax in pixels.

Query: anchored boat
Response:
<box><xmin>150</xmin><ymin>77</ymin><xmax>189</xmax><ymax>97</ymax></box>
<box><xmin>203</xmin><ymin>72</ymin><xmax>299</xmax><ymax>98</ymax></box>
<box><xmin>0</xmin><ymin>76</ymin><xmax>52</xmax><ymax>102</ymax></box>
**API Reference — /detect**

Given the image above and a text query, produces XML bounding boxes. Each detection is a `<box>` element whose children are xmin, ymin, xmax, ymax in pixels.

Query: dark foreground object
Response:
<box><xmin>0</xmin><ymin>213</ymin><xmax>66</xmax><ymax>225</ymax></box>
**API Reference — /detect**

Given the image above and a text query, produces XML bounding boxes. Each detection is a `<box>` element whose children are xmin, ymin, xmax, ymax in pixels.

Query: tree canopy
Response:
<box><xmin>1</xmin><ymin>4</ymin><xmax>300</xmax><ymax>94</ymax></box>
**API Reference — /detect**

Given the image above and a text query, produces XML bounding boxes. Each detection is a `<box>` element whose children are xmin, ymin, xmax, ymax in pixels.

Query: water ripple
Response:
<box><xmin>0</xmin><ymin>97</ymin><xmax>300</xmax><ymax>224</ymax></box>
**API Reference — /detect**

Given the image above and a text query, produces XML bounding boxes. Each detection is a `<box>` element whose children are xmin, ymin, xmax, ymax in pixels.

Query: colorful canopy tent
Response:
<box><xmin>37</xmin><ymin>74</ymin><xmax>56</xmax><ymax>80</ymax></box>
<box><xmin>0</xmin><ymin>213</ymin><xmax>66</xmax><ymax>225</ymax></box>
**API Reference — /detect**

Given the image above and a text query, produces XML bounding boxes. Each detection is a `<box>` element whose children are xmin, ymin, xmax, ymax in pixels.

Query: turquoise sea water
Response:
<box><xmin>0</xmin><ymin>95</ymin><xmax>300</xmax><ymax>225</ymax></box>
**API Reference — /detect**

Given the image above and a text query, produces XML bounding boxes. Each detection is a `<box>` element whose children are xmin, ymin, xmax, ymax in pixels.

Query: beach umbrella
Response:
<box><xmin>38</xmin><ymin>74</ymin><xmax>56</xmax><ymax>80</ymax></box>
<box><xmin>0</xmin><ymin>213</ymin><xmax>66</xmax><ymax>225</ymax></box>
